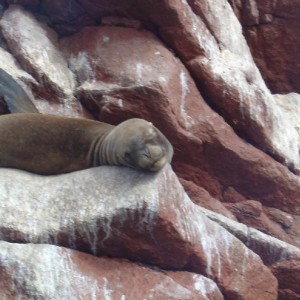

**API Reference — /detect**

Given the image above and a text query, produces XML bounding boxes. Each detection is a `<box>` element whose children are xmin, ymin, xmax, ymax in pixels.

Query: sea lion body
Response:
<box><xmin>0</xmin><ymin>113</ymin><xmax>173</xmax><ymax>175</ymax></box>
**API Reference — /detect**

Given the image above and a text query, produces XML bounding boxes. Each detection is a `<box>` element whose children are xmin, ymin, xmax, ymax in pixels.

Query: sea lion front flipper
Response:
<box><xmin>0</xmin><ymin>68</ymin><xmax>39</xmax><ymax>114</ymax></box>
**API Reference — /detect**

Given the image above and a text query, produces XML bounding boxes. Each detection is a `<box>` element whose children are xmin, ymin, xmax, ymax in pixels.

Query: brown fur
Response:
<box><xmin>0</xmin><ymin>113</ymin><xmax>173</xmax><ymax>175</ymax></box>
<box><xmin>0</xmin><ymin>68</ymin><xmax>173</xmax><ymax>174</ymax></box>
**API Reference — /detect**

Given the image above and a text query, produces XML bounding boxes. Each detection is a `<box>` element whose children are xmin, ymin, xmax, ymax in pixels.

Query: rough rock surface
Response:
<box><xmin>0</xmin><ymin>166</ymin><xmax>277</xmax><ymax>299</ymax></box>
<box><xmin>271</xmin><ymin>260</ymin><xmax>300</xmax><ymax>293</ymax></box>
<box><xmin>1</xmin><ymin>6</ymin><xmax>75</xmax><ymax>98</ymax></box>
<box><xmin>0</xmin><ymin>5</ymin><xmax>90</xmax><ymax>117</ymax></box>
<box><xmin>198</xmin><ymin>205</ymin><xmax>300</xmax><ymax>298</ymax></box>
<box><xmin>0</xmin><ymin>0</ymin><xmax>299</xmax><ymax>299</ymax></box>
<box><xmin>230</xmin><ymin>0</ymin><xmax>300</xmax><ymax>94</ymax></box>
<box><xmin>0</xmin><ymin>241</ymin><xmax>223</xmax><ymax>299</ymax></box>
<box><xmin>59</xmin><ymin>24</ymin><xmax>300</xmax><ymax>244</ymax></box>
<box><xmin>89</xmin><ymin>0</ymin><xmax>300</xmax><ymax>175</ymax></box>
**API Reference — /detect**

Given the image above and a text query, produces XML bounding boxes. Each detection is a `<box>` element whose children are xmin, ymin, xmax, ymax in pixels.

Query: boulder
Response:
<box><xmin>0</xmin><ymin>165</ymin><xmax>278</xmax><ymax>300</ymax></box>
<box><xmin>0</xmin><ymin>241</ymin><xmax>223</xmax><ymax>299</ymax></box>
<box><xmin>76</xmin><ymin>0</ymin><xmax>300</xmax><ymax>174</ymax></box>
<box><xmin>0</xmin><ymin>5</ymin><xmax>87</xmax><ymax>116</ymax></box>
<box><xmin>231</xmin><ymin>0</ymin><xmax>300</xmax><ymax>94</ymax></box>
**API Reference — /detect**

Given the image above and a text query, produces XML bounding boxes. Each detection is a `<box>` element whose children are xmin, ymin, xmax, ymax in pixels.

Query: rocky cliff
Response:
<box><xmin>0</xmin><ymin>1</ymin><xmax>299</xmax><ymax>299</ymax></box>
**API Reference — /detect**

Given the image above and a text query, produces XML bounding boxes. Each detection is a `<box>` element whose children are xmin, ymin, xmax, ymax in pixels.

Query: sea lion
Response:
<box><xmin>0</xmin><ymin>113</ymin><xmax>173</xmax><ymax>175</ymax></box>
<box><xmin>0</xmin><ymin>67</ymin><xmax>173</xmax><ymax>174</ymax></box>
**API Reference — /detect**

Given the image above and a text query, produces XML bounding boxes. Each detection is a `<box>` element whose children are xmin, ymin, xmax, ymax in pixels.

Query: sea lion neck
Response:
<box><xmin>87</xmin><ymin>127</ymin><xmax>116</xmax><ymax>167</ymax></box>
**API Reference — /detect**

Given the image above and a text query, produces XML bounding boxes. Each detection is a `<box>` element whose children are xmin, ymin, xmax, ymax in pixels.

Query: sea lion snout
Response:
<box><xmin>147</xmin><ymin>144</ymin><xmax>163</xmax><ymax>159</ymax></box>
<box><xmin>139</xmin><ymin>144</ymin><xmax>166</xmax><ymax>171</ymax></box>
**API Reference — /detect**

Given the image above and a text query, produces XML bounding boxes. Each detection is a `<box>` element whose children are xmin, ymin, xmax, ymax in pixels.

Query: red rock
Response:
<box><xmin>231</xmin><ymin>0</ymin><xmax>300</xmax><ymax>94</ymax></box>
<box><xmin>286</xmin><ymin>215</ymin><xmax>300</xmax><ymax>248</ymax></box>
<box><xmin>198</xmin><ymin>205</ymin><xmax>300</xmax><ymax>263</ymax></box>
<box><xmin>0</xmin><ymin>166</ymin><xmax>278</xmax><ymax>299</ymax></box>
<box><xmin>0</xmin><ymin>1</ymin><xmax>299</xmax><ymax>298</ymax></box>
<box><xmin>0</xmin><ymin>97</ymin><xmax>8</xmax><ymax>114</ymax></box>
<box><xmin>278</xmin><ymin>290</ymin><xmax>300</xmax><ymax>300</ymax></box>
<box><xmin>102</xmin><ymin>16</ymin><xmax>142</xmax><ymax>28</ymax></box>
<box><xmin>2</xmin><ymin>0</ymin><xmax>299</xmax><ymax>250</ymax></box>
<box><xmin>0</xmin><ymin>5</ymin><xmax>91</xmax><ymax>117</ymax></box>
<box><xmin>223</xmin><ymin>186</ymin><xmax>248</xmax><ymax>204</ymax></box>
<box><xmin>79</xmin><ymin>0</ymin><xmax>134</xmax><ymax>21</ymax></box>
<box><xmin>77</xmin><ymin>0</ymin><xmax>300</xmax><ymax>173</ymax></box>
<box><xmin>0</xmin><ymin>5</ymin><xmax>74</xmax><ymax>99</ymax></box>
<box><xmin>43</xmin><ymin>0</ymin><xmax>96</xmax><ymax>36</ymax></box>
<box><xmin>60</xmin><ymin>26</ymin><xmax>300</xmax><ymax>220</ymax></box>
<box><xmin>0</xmin><ymin>242</ymin><xmax>223</xmax><ymax>299</ymax></box>
<box><xmin>271</xmin><ymin>260</ymin><xmax>300</xmax><ymax>296</ymax></box>
<box><xmin>264</xmin><ymin>207</ymin><xmax>294</xmax><ymax>229</ymax></box>
<box><xmin>226</xmin><ymin>200</ymin><xmax>295</xmax><ymax>244</ymax></box>
<box><xmin>180</xmin><ymin>178</ymin><xmax>237</xmax><ymax>220</ymax></box>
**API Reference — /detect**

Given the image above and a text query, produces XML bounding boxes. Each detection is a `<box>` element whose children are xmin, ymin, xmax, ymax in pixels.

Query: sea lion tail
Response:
<box><xmin>0</xmin><ymin>68</ymin><xmax>39</xmax><ymax>113</ymax></box>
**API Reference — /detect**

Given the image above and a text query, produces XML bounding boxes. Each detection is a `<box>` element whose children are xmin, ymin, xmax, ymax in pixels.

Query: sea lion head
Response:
<box><xmin>103</xmin><ymin>118</ymin><xmax>173</xmax><ymax>171</ymax></box>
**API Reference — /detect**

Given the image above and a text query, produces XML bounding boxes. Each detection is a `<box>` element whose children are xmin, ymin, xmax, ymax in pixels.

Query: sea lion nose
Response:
<box><xmin>148</xmin><ymin>145</ymin><xmax>163</xmax><ymax>159</ymax></box>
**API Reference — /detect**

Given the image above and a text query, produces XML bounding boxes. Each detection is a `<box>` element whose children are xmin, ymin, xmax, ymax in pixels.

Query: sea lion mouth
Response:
<box><xmin>148</xmin><ymin>157</ymin><xmax>167</xmax><ymax>172</ymax></box>
<box><xmin>124</xmin><ymin>149</ymin><xmax>167</xmax><ymax>172</ymax></box>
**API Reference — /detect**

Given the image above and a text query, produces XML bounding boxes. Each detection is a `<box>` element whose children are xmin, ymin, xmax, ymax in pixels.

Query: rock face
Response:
<box><xmin>230</xmin><ymin>0</ymin><xmax>300</xmax><ymax>94</ymax></box>
<box><xmin>0</xmin><ymin>5</ymin><xmax>91</xmax><ymax>117</ymax></box>
<box><xmin>0</xmin><ymin>1</ymin><xmax>299</xmax><ymax>299</ymax></box>
<box><xmin>0</xmin><ymin>242</ymin><xmax>223</xmax><ymax>299</ymax></box>
<box><xmin>0</xmin><ymin>166</ymin><xmax>277</xmax><ymax>299</ymax></box>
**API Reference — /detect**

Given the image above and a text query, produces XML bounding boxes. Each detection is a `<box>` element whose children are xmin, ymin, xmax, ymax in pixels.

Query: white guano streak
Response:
<box><xmin>179</xmin><ymin>71</ymin><xmax>193</xmax><ymax>129</ymax></box>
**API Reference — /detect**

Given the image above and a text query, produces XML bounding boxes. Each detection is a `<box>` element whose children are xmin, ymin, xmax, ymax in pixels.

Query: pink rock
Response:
<box><xmin>0</xmin><ymin>5</ymin><xmax>92</xmax><ymax>117</ymax></box>
<box><xmin>0</xmin><ymin>166</ymin><xmax>278</xmax><ymax>299</ymax></box>
<box><xmin>0</xmin><ymin>242</ymin><xmax>223</xmax><ymax>299</ymax></box>
<box><xmin>232</xmin><ymin>0</ymin><xmax>300</xmax><ymax>94</ymax></box>
<box><xmin>60</xmin><ymin>25</ymin><xmax>300</xmax><ymax>219</ymax></box>
<box><xmin>180</xmin><ymin>178</ymin><xmax>237</xmax><ymax>220</ymax></box>
<box><xmin>76</xmin><ymin>0</ymin><xmax>300</xmax><ymax>173</ymax></box>
<box><xmin>271</xmin><ymin>260</ymin><xmax>300</xmax><ymax>297</ymax></box>
<box><xmin>226</xmin><ymin>200</ymin><xmax>295</xmax><ymax>244</ymax></box>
